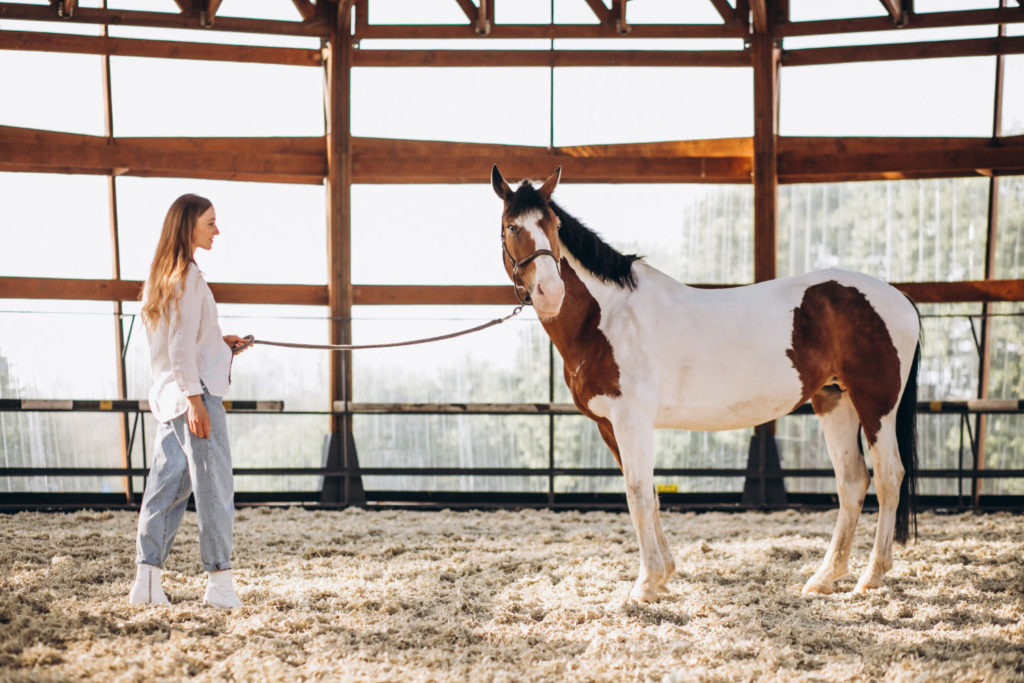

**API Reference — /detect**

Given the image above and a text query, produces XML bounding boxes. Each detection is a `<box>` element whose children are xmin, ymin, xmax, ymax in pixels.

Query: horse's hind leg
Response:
<box><xmin>855</xmin><ymin>413</ymin><xmax>903</xmax><ymax>593</ymax></box>
<box><xmin>652</xmin><ymin>502</ymin><xmax>675</xmax><ymax>593</ymax></box>
<box><xmin>804</xmin><ymin>390</ymin><xmax>870</xmax><ymax>595</ymax></box>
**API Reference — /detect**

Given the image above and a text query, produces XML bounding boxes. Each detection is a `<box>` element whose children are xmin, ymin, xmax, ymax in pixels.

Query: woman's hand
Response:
<box><xmin>223</xmin><ymin>334</ymin><xmax>252</xmax><ymax>355</ymax></box>
<box><xmin>187</xmin><ymin>394</ymin><xmax>210</xmax><ymax>439</ymax></box>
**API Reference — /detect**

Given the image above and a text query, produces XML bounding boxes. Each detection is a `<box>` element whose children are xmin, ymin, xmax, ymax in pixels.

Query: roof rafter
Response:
<box><xmin>291</xmin><ymin>0</ymin><xmax>317</xmax><ymax>21</ymax></box>
<box><xmin>708</xmin><ymin>0</ymin><xmax>736</xmax><ymax>24</ymax></box>
<box><xmin>878</xmin><ymin>0</ymin><xmax>907</xmax><ymax>26</ymax></box>
<box><xmin>48</xmin><ymin>0</ymin><xmax>75</xmax><ymax>18</ymax></box>
<box><xmin>452</xmin><ymin>0</ymin><xmax>490</xmax><ymax>35</ymax></box>
<box><xmin>582</xmin><ymin>0</ymin><xmax>613</xmax><ymax>27</ymax></box>
<box><xmin>749</xmin><ymin>0</ymin><xmax>767</xmax><ymax>33</ymax></box>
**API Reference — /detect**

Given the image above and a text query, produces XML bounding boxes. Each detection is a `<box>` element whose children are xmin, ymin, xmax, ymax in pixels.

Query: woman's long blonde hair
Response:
<box><xmin>141</xmin><ymin>193</ymin><xmax>212</xmax><ymax>329</ymax></box>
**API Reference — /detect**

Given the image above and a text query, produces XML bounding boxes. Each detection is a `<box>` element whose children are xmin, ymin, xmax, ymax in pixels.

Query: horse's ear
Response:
<box><xmin>491</xmin><ymin>164</ymin><xmax>512</xmax><ymax>201</ymax></box>
<box><xmin>538</xmin><ymin>166</ymin><xmax>561</xmax><ymax>199</ymax></box>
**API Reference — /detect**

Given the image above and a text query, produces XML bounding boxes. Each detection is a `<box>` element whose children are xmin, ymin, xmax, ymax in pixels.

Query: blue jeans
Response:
<box><xmin>136</xmin><ymin>388</ymin><xmax>234</xmax><ymax>572</ymax></box>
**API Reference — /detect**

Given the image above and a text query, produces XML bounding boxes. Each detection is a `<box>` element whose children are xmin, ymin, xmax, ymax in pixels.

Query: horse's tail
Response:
<box><xmin>894</xmin><ymin>341</ymin><xmax>920</xmax><ymax>545</ymax></box>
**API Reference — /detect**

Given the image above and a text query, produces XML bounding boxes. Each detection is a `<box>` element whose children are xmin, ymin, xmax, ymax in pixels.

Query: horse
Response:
<box><xmin>491</xmin><ymin>165</ymin><xmax>921</xmax><ymax>604</ymax></box>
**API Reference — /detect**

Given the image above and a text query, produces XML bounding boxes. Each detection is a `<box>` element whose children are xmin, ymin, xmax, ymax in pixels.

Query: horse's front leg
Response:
<box><xmin>607</xmin><ymin>414</ymin><xmax>674</xmax><ymax>604</ymax></box>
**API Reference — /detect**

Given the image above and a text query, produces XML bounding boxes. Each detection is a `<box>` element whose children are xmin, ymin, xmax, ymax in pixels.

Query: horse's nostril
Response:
<box><xmin>537</xmin><ymin>283</ymin><xmax>545</xmax><ymax>296</ymax></box>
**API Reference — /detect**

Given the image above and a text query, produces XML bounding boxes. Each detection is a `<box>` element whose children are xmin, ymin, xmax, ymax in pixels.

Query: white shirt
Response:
<box><xmin>146</xmin><ymin>263</ymin><xmax>233</xmax><ymax>422</ymax></box>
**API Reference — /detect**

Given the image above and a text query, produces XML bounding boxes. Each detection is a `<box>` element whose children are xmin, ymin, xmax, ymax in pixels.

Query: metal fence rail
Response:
<box><xmin>1</xmin><ymin>398</ymin><xmax>1022</xmax><ymax>512</ymax></box>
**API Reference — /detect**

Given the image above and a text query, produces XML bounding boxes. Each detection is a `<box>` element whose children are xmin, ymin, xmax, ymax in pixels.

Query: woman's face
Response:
<box><xmin>192</xmin><ymin>206</ymin><xmax>219</xmax><ymax>252</ymax></box>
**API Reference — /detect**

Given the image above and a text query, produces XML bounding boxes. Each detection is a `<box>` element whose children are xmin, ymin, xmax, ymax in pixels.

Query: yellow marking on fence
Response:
<box><xmin>929</xmin><ymin>401</ymin><xmax>942</xmax><ymax>412</ymax></box>
<box><xmin>656</xmin><ymin>484</ymin><xmax>678</xmax><ymax>493</ymax></box>
<box><xmin>99</xmin><ymin>400</ymin><xmax>113</xmax><ymax>410</ymax></box>
<box><xmin>223</xmin><ymin>400</ymin><xmax>233</xmax><ymax>411</ymax></box>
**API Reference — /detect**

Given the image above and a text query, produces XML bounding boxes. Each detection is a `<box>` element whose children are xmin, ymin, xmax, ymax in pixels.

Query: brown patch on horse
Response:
<box><xmin>811</xmin><ymin>385</ymin><xmax>844</xmax><ymax>416</ymax></box>
<box><xmin>787</xmin><ymin>281</ymin><xmax>902</xmax><ymax>445</ymax></box>
<box><xmin>544</xmin><ymin>263</ymin><xmax>624</xmax><ymax>468</ymax></box>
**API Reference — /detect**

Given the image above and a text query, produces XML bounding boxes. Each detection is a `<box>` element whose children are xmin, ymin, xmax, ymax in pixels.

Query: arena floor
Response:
<box><xmin>1</xmin><ymin>506</ymin><xmax>1022</xmax><ymax>682</ymax></box>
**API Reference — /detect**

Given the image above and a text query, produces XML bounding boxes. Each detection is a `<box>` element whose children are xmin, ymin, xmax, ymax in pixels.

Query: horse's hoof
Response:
<box><xmin>629</xmin><ymin>585</ymin><xmax>660</xmax><ymax>605</ymax></box>
<box><xmin>853</xmin><ymin>576</ymin><xmax>884</xmax><ymax>594</ymax></box>
<box><xmin>802</xmin><ymin>578</ymin><xmax>835</xmax><ymax>595</ymax></box>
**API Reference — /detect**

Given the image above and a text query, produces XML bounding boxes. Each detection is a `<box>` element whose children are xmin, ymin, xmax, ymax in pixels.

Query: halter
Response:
<box><xmin>502</xmin><ymin>238</ymin><xmax>560</xmax><ymax>307</ymax></box>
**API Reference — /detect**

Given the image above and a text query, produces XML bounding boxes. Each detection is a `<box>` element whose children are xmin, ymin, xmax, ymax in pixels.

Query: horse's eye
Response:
<box><xmin>507</xmin><ymin>224</ymin><xmax>518</xmax><ymax>234</ymax></box>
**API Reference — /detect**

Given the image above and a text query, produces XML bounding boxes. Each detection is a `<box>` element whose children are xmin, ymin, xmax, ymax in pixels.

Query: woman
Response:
<box><xmin>128</xmin><ymin>193</ymin><xmax>249</xmax><ymax>608</ymax></box>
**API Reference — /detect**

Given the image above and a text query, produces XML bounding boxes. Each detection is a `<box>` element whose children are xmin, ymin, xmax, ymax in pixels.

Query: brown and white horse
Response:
<box><xmin>492</xmin><ymin>165</ymin><xmax>921</xmax><ymax>603</ymax></box>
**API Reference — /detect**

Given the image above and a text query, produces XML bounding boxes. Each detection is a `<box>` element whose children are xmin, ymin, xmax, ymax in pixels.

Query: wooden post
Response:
<box><xmin>101</xmin><ymin>0</ymin><xmax>132</xmax><ymax>504</ymax></box>
<box><xmin>974</xmin><ymin>3</ymin><xmax>1007</xmax><ymax>505</ymax></box>
<box><xmin>323</xmin><ymin>0</ymin><xmax>364</xmax><ymax>506</ymax></box>
<box><xmin>746</xmin><ymin>1</ymin><xmax>785</xmax><ymax>506</ymax></box>
<box><xmin>751</xmin><ymin>13</ymin><xmax>780</xmax><ymax>283</ymax></box>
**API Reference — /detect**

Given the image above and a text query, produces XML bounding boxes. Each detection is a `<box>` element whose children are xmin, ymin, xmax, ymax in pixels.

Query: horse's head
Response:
<box><xmin>491</xmin><ymin>165</ymin><xmax>566</xmax><ymax>319</ymax></box>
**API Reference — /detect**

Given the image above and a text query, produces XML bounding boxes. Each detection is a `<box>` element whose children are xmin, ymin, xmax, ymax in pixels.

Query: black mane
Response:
<box><xmin>508</xmin><ymin>181</ymin><xmax>641</xmax><ymax>289</ymax></box>
<box><xmin>551</xmin><ymin>200</ymin><xmax>640</xmax><ymax>290</ymax></box>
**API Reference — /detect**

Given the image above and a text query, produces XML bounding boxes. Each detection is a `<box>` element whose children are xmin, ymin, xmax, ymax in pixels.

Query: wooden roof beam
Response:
<box><xmin>784</xmin><ymin>34</ymin><xmax>1024</xmax><ymax>66</ymax></box>
<box><xmin>0</xmin><ymin>29</ymin><xmax>323</xmax><ymax>65</ymax></box>
<box><xmin>582</xmin><ymin>0</ymin><xmax>613</xmax><ymax>27</ymax></box>
<box><xmin>351</xmin><ymin>48</ymin><xmax>749</xmax><ymax>67</ymax></box>
<box><xmin>4</xmin><ymin>277</ymin><xmax>1023</xmax><ymax>306</ymax></box>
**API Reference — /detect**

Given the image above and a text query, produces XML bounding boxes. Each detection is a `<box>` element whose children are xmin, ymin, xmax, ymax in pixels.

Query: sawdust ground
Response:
<box><xmin>1</xmin><ymin>507</ymin><xmax>1022</xmax><ymax>682</ymax></box>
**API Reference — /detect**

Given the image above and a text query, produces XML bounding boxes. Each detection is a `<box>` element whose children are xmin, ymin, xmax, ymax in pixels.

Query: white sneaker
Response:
<box><xmin>203</xmin><ymin>569</ymin><xmax>242</xmax><ymax>609</ymax></box>
<box><xmin>128</xmin><ymin>564</ymin><xmax>170</xmax><ymax>606</ymax></box>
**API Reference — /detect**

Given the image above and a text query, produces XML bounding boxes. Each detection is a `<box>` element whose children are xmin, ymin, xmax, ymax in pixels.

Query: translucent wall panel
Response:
<box><xmin>789</xmin><ymin>0</ymin><xmax>883</xmax><ymax>21</ymax></box>
<box><xmin>553</xmin><ymin>68</ymin><xmax>753</xmax><ymax>145</ymax></box>
<box><xmin>0</xmin><ymin>413</ymin><xmax>125</xmax><ymax>494</ymax></box>
<box><xmin>550</xmin><ymin>184</ymin><xmax>754</xmax><ymax>284</ymax></box>
<box><xmin>351</xmin><ymin>68</ymin><xmax>550</xmax><ymax>145</ymax></box>
<box><xmin>107</xmin><ymin>24</ymin><xmax>318</xmax><ymax>49</ymax></box>
<box><xmin>0</xmin><ymin>50</ymin><xmax>105</xmax><ymax>135</ymax></box>
<box><xmin>110</xmin><ymin>58</ymin><xmax>323</xmax><ymax>137</ymax></box>
<box><xmin>779</xmin><ymin>178</ymin><xmax>990</xmax><ymax>281</ymax></box>
<box><xmin>0</xmin><ymin>173</ymin><xmax>112</xmax><ymax>278</ymax></box>
<box><xmin>116</xmin><ymin>178</ymin><xmax>326</xmax><ymax>284</ymax></box>
<box><xmin>781</xmin><ymin>58</ymin><xmax>996</xmax><ymax>136</ymax></box>
<box><xmin>368</xmin><ymin>0</ymin><xmax>469</xmax><ymax>24</ymax></box>
<box><xmin>353</xmin><ymin>184</ymin><xmax>751</xmax><ymax>286</ymax></box>
<box><xmin>231</xmin><ymin>414</ymin><xmax>326</xmax><ymax>493</ymax></box>
<box><xmin>352</xmin><ymin>185</ymin><xmax>509</xmax><ymax>286</ymax></box>
<box><xmin>0</xmin><ymin>301</ymin><xmax>121</xmax><ymax>398</ymax></box>
<box><xmin>352</xmin><ymin>306</ymin><xmax>550</xmax><ymax>404</ymax></box>
<box><xmin>624</xmin><ymin>0</ymin><xmax>726</xmax><ymax>24</ymax></box>
<box><xmin>553</xmin><ymin>416</ymin><xmax>747</xmax><ymax>495</ymax></box>
<box><xmin>1005</xmin><ymin>56</ymin><xmax>1024</xmax><ymax>136</ymax></box>
<box><xmin>1</xmin><ymin>302</ymin><xmax>125</xmax><ymax>494</ymax></box>
<box><xmin>995</xmin><ymin>176</ymin><xmax>1024</xmax><ymax>279</ymax></box>
<box><xmin>356</xmin><ymin>414</ymin><xmax>549</xmax><ymax>492</ymax></box>
<box><xmin>984</xmin><ymin>302</ymin><xmax>1024</xmax><ymax>495</ymax></box>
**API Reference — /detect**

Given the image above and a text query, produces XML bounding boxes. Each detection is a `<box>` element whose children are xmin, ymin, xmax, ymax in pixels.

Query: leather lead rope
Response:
<box><xmin>236</xmin><ymin>305</ymin><xmax>525</xmax><ymax>353</ymax></box>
